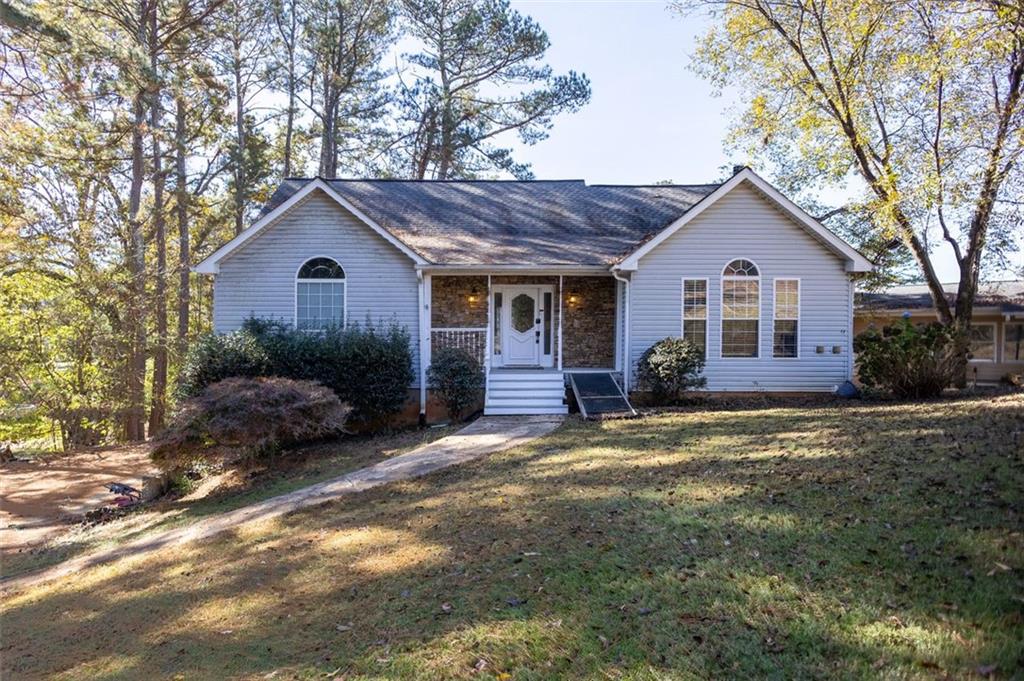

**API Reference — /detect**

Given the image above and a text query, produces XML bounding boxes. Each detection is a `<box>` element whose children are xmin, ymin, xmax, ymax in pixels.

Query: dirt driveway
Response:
<box><xmin>0</xmin><ymin>445</ymin><xmax>160</xmax><ymax>554</ymax></box>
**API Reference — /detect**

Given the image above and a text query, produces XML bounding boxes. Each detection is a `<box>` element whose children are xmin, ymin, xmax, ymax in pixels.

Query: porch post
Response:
<box><xmin>418</xmin><ymin>272</ymin><xmax>433</xmax><ymax>419</ymax></box>
<box><xmin>485</xmin><ymin>274</ymin><xmax>492</xmax><ymax>396</ymax></box>
<box><xmin>557</xmin><ymin>275</ymin><xmax>564</xmax><ymax>371</ymax></box>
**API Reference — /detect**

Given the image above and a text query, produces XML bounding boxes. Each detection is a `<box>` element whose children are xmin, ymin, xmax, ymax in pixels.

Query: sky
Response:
<box><xmin>505</xmin><ymin>1</ymin><xmax>735</xmax><ymax>186</ymax></box>
<box><xmin>497</xmin><ymin>0</ymin><xmax>1023</xmax><ymax>284</ymax></box>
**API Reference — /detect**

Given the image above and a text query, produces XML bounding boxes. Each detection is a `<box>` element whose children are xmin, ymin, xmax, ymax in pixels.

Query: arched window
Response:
<box><xmin>721</xmin><ymin>259</ymin><xmax>759</xmax><ymax>357</ymax></box>
<box><xmin>296</xmin><ymin>257</ymin><xmax>345</xmax><ymax>330</ymax></box>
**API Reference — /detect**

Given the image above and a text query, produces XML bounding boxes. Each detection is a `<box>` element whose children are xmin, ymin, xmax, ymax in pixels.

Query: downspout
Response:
<box><xmin>612</xmin><ymin>269</ymin><xmax>630</xmax><ymax>391</ymax></box>
<box><xmin>847</xmin><ymin>277</ymin><xmax>855</xmax><ymax>383</ymax></box>
<box><xmin>417</xmin><ymin>271</ymin><xmax>427</xmax><ymax>422</ymax></box>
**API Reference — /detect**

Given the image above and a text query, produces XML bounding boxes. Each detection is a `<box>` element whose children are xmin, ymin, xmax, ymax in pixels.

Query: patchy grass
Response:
<box><xmin>1</xmin><ymin>426</ymin><xmax>456</xmax><ymax>580</ymax></box>
<box><xmin>2</xmin><ymin>395</ymin><xmax>1022</xmax><ymax>679</ymax></box>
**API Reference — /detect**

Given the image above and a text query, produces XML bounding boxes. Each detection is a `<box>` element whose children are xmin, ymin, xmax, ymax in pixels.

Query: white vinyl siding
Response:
<box><xmin>212</xmin><ymin>190</ymin><xmax>421</xmax><ymax>384</ymax></box>
<box><xmin>773</xmin><ymin>279</ymin><xmax>800</xmax><ymax>358</ymax></box>
<box><xmin>682</xmin><ymin>278</ymin><xmax>708</xmax><ymax>355</ymax></box>
<box><xmin>629</xmin><ymin>183</ymin><xmax>853</xmax><ymax>392</ymax></box>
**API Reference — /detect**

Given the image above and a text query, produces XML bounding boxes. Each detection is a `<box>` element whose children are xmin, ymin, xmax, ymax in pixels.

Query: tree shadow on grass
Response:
<box><xmin>2</xmin><ymin>394</ymin><xmax>1021</xmax><ymax>679</ymax></box>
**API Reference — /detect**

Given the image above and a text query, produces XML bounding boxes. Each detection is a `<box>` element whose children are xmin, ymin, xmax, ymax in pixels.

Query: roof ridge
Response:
<box><xmin>588</xmin><ymin>183</ymin><xmax>722</xmax><ymax>189</ymax></box>
<box><xmin>280</xmin><ymin>176</ymin><xmax>725</xmax><ymax>188</ymax></box>
<box><xmin>283</xmin><ymin>176</ymin><xmax>588</xmax><ymax>184</ymax></box>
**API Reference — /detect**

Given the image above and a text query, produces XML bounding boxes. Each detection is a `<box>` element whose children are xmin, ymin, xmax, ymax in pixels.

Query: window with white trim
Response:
<box><xmin>967</xmin><ymin>324</ymin><xmax>996</xmax><ymax>361</ymax></box>
<box><xmin>682</xmin><ymin>279</ymin><xmax>707</xmax><ymax>356</ymax></box>
<box><xmin>721</xmin><ymin>259</ymin><xmax>759</xmax><ymax>357</ymax></box>
<box><xmin>1005</xmin><ymin>322</ymin><xmax>1024</xmax><ymax>362</ymax></box>
<box><xmin>773</xmin><ymin>279</ymin><xmax>799</xmax><ymax>358</ymax></box>
<box><xmin>296</xmin><ymin>257</ymin><xmax>345</xmax><ymax>331</ymax></box>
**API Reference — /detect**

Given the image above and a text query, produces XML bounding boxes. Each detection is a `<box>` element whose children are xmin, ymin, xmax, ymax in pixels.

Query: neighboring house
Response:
<box><xmin>195</xmin><ymin>167</ymin><xmax>873</xmax><ymax>417</ymax></box>
<box><xmin>855</xmin><ymin>281</ymin><xmax>1024</xmax><ymax>384</ymax></box>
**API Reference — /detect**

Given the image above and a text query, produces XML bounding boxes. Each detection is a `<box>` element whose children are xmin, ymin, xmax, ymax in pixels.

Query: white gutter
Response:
<box><xmin>417</xmin><ymin>264</ymin><xmax>610</xmax><ymax>275</ymax></box>
<box><xmin>612</xmin><ymin>269</ymin><xmax>631</xmax><ymax>391</ymax></box>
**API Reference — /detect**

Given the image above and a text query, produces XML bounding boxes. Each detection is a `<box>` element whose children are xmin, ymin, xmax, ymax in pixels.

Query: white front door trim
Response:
<box><xmin>492</xmin><ymin>285</ymin><xmax>555</xmax><ymax>368</ymax></box>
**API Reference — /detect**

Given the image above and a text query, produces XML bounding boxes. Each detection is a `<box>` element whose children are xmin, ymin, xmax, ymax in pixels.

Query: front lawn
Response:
<box><xmin>1</xmin><ymin>426</ymin><xmax>456</xmax><ymax>580</ymax></box>
<box><xmin>2</xmin><ymin>394</ymin><xmax>1022</xmax><ymax>679</ymax></box>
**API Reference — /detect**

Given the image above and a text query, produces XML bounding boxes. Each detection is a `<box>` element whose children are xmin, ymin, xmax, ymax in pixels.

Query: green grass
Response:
<box><xmin>2</xmin><ymin>394</ymin><xmax>1022</xmax><ymax>679</ymax></box>
<box><xmin>1</xmin><ymin>425</ymin><xmax>456</xmax><ymax>580</ymax></box>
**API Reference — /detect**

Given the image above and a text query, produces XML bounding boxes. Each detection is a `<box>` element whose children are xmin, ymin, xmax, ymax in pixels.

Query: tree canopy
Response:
<box><xmin>0</xmin><ymin>0</ymin><xmax>589</xmax><ymax>448</ymax></box>
<box><xmin>680</xmin><ymin>0</ymin><xmax>1024</xmax><ymax>326</ymax></box>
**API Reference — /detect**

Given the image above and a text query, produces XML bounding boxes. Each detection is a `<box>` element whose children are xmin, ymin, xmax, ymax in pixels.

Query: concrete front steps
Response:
<box><xmin>484</xmin><ymin>369</ymin><xmax>569</xmax><ymax>416</ymax></box>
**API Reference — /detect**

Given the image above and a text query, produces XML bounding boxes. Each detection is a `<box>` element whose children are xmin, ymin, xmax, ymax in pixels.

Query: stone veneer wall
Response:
<box><xmin>431</xmin><ymin>276</ymin><xmax>488</xmax><ymax>327</ymax></box>
<box><xmin>429</xmin><ymin>274</ymin><xmax>616</xmax><ymax>369</ymax></box>
<box><xmin>561</xmin><ymin>276</ymin><xmax>617</xmax><ymax>368</ymax></box>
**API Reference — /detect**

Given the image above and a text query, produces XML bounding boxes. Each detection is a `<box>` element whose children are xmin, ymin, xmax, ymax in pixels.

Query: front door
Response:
<box><xmin>495</xmin><ymin>286</ymin><xmax>554</xmax><ymax>367</ymax></box>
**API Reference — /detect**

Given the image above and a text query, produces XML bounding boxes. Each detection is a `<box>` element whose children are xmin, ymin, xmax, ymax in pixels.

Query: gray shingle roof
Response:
<box><xmin>260</xmin><ymin>178</ymin><xmax>720</xmax><ymax>266</ymax></box>
<box><xmin>856</xmin><ymin>280</ymin><xmax>1024</xmax><ymax>313</ymax></box>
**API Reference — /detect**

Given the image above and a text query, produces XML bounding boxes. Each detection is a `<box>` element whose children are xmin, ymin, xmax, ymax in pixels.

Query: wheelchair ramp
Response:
<box><xmin>568</xmin><ymin>372</ymin><xmax>637</xmax><ymax>420</ymax></box>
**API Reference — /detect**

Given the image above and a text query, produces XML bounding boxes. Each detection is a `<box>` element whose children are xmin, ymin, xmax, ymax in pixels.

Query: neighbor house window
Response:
<box><xmin>296</xmin><ymin>257</ymin><xmax>345</xmax><ymax>330</ymax></box>
<box><xmin>968</xmin><ymin>324</ymin><xmax>996</xmax><ymax>361</ymax></box>
<box><xmin>773</xmin><ymin>279</ymin><xmax>800</xmax><ymax>358</ymax></box>
<box><xmin>721</xmin><ymin>259</ymin><xmax>759</xmax><ymax>357</ymax></box>
<box><xmin>682</xmin><ymin>279</ymin><xmax>707</xmax><ymax>356</ymax></box>
<box><xmin>1005</xmin><ymin>322</ymin><xmax>1024</xmax><ymax>362</ymax></box>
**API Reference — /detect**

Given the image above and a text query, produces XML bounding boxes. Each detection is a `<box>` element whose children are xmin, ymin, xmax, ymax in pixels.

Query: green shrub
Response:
<box><xmin>177</xmin><ymin>317</ymin><xmax>413</xmax><ymax>422</ymax></box>
<box><xmin>854</xmin><ymin>319</ymin><xmax>958</xmax><ymax>398</ymax></box>
<box><xmin>330</xmin><ymin>321</ymin><xmax>414</xmax><ymax>422</ymax></box>
<box><xmin>152</xmin><ymin>377</ymin><xmax>350</xmax><ymax>473</ymax></box>
<box><xmin>428</xmin><ymin>347</ymin><xmax>484</xmax><ymax>421</ymax></box>
<box><xmin>239</xmin><ymin>317</ymin><xmax>337</xmax><ymax>384</ymax></box>
<box><xmin>636</xmin><ymin>337</ymin><xmax>707</xmax><ymax>403</ymax></box>
<box><xmin>177</xmin><ymin>329</ymin><xmax>270</xmax><ymax>398</ymax></box>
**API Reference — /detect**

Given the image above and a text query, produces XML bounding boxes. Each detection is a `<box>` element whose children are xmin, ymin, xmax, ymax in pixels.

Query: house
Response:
<box><xmin>195</xmin><ymin>167</ymin><xmax>873</xmax><ymax>418</ymax></box>
<box><xmin>855</xmin><ymin>281</ymin><xmax>1024</xmax><ymax>385</ymax></box>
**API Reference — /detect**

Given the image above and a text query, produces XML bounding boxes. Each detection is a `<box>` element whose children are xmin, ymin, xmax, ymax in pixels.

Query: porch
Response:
<box><xmin>421</xmin><ymin>273</ymin><xmax>623</xmax><ymax>415</ymax></box>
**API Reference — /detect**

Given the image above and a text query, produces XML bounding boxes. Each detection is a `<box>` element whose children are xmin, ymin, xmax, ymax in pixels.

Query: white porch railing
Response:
<box><xmin>431</xmin><ymin>327</ymin><xmax>488</xmax><ymax>367</ymax></box>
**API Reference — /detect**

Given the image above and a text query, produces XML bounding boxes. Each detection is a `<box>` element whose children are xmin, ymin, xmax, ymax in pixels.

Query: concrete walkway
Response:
<box><xmin>1</xmin><ymin>415</ymin><xmax>563</xmax><ymax>593</ymax></box>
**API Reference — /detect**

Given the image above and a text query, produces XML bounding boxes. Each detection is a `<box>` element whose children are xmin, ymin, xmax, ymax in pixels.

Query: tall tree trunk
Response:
<box><xmin>148</xmin><ymin>21</ymin><xmax>168</xmax><ymax>436</ymax></box>
<box><xmin>175</xmin><ymin>95</ymin><xmax>190</xmax><ymax>361</ymax></box>
<box><xmin>125</xmin><ymin>93</ymin><xmax>148</xmax><ymax>441</ymax></box>
<box><xmin>232</xmin><ymin>34</ymin><xmax>246</xmax><ymax>234</ymax></box>
<box><xmin>319</xmin><ymin>80</ymin><xmax>338</xmax><ymax>178</ymax></box>
<box><xmin>282</xmin><ymin>3</ymin><xmax>297</xmax><ymax>178</ymax></box>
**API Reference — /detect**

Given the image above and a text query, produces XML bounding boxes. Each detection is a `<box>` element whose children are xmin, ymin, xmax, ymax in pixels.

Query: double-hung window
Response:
<box><xmin>682</xmin><ymin>279</ymin><xmax>708</xmax><ymax>356</ymax></box>
<box><xmin>967</xmin><ymin>324</ymin><xmax>996</xmax><ymax>362</ymax></box>
<box><xmin>721</xmin><ymin>259</ymin><xmax>760</xmax><ymax>357</ymax></box>
<box><xmin>1005</xmin><ymin>322</ymin><xmax>1024</xmax><ymax>362</ymax></box>
<box><xmin>773</xmin><ymin>279</ymin><xmax>800</xmax><ymax>358</ymax></box>
<box><xmin>296</xmin><ymin>257</ymin><xmax>346</xmax><ymax>331</ymax></box>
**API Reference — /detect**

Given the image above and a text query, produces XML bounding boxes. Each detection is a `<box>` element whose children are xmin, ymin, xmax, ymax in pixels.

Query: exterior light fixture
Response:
<box><xmin>568</xmin><ymin>293</ymin><xmax>580</xmax><ymax>305</ymax></box>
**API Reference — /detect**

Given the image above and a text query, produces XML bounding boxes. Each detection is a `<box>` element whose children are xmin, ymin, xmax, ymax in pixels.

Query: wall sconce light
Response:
<box><xmin>568</xmin><ymin>293</ymin><xmax>580</xmax><ymax>305</ymax></box>
<box><xmin>467</xmin><ymin>289</ymin><xmax>481</xmax><ymax>304</ymax></box>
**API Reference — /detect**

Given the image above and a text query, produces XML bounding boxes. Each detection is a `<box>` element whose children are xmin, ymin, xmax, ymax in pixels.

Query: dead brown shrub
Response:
<box><xmin>151</xmin><ymin>377</ymin><xmax>350</xmax><ymax>472</ymax></box>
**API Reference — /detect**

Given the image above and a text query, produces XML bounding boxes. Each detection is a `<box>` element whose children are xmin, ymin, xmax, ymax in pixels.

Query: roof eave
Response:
<box><xmin>193</xmin><ymin>179</ymin><xmax>429</xmax><ymax>274</ymax></box>
<box><xmin>419</xmin><ymin>263</ymin><xmax>613</xmax><ymax>274</ymax></box>
<box><xmin>615</xmin><ymin>168</ymin><xmax>875</xmax><ymax>273</ymax></box>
